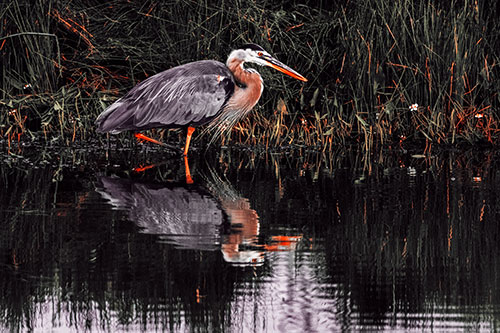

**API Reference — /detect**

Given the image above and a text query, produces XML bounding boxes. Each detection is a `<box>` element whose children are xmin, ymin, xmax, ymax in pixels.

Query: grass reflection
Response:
<box><xmin>1</xmin><ymin>146</ymin><xmax>500</xmax><ymax>330</ymax></box>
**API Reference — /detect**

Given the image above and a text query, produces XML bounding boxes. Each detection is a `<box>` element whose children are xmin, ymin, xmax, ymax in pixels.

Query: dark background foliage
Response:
<box><xmin>1</xmin><ymin>0</ymin><xmax>498</xmax><ymax>148</ymax></box>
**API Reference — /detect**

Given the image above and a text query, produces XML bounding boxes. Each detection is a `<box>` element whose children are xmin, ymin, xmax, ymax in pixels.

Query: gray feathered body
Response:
<box><xmin>96</xmin><ymin>60</ymin><xmax>235</xmax><ymax>134</ymax></box>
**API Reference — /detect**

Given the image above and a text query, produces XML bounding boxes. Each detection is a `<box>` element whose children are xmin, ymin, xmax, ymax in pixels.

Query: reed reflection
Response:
<box><xmin>96</xmin><ymin>165</ymin><xmax>265</xmax><ymax>266</ymax></box>
<box><xmin>3</xmin><ymin>146</ymin><xmax>500</xmax><ymax>331</ymax></box>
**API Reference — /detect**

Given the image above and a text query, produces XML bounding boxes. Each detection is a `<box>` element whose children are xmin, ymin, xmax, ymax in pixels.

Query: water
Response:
<box><xmin>1</xmin><ymin>143</ymin><xmax>500</xmax><ymax>331</ymax></box>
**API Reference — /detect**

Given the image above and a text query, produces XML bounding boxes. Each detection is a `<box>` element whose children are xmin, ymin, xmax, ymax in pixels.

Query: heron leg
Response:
<box><xmin>184</xmin><ymin>155</ymin><xmax>193</xmax><ymax>184</ymax></box>
<box><xmin>183</xmin><ymin>127</ymin><xmax>195</xmax><ymax>156</ymax></box>
<box><xmin>135</xmin><ymin>133</ymin><xmax>182</xmax><ymax>154</ymax></box>
<box><xmin>132</xmin><ymin>163</ymin><xmax>157</xmax><ymax>173</ymax></box>
<box><xmin>135</xmin><ymin>133</ymin><xmax>166</xmax><ymax>146</ymax></box>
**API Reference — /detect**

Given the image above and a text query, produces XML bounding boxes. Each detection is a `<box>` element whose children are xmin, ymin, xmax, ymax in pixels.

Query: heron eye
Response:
<box><xmin>257</xmin><ymin>52</ymin><xmax>263</xmax><ymax>57</ymax></box>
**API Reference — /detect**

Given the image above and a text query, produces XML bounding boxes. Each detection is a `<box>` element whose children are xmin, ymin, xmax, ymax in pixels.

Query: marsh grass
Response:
<box><xmin>0</xmin><ymin>0</ymin><xmax>498</xmax><ymax>150</ymax></box>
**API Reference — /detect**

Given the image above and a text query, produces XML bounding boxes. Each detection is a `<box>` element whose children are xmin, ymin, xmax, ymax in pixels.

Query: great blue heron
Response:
<box><xmin>96</xmin><ymin>43</ymin><xmax>307</xmax><ymax>155</ymax></box>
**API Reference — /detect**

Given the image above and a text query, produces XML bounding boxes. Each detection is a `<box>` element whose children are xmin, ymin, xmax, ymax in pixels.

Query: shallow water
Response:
<box><xmin>1</xmin><ymin>144</ymin><xmax>500</xmax><ymax>331</ymax></box>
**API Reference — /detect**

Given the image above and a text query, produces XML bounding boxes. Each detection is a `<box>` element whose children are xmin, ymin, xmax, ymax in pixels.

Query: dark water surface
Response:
<box><xmin>2</xmin><ymin>143</ymin><xmax>500</xmax><ymax>331</ymax></box>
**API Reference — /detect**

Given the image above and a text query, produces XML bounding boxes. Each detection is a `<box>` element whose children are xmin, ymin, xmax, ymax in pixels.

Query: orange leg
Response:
<box><xmin>135</xmin><ymin>132</ymin><xmax>182</xmax><ymax>154</ymax></box>
<box><xmin>183</xmin><ymin>126</ymin><xmax>195</xmax><ymax>156</ymax></box>
<box><xmin>135</xmin><ymin>133</ymin><xmax>166</xmax><ymax>146</ymax></box>
<box><xmin>184</xmin><ymin>155</ymin><xmax>193</xmax><ymax>184</ymax></box>
<box><xmin>132</xmin><ymin>163</ymin><xmax>157</xmax><ymax>173</ymax></box>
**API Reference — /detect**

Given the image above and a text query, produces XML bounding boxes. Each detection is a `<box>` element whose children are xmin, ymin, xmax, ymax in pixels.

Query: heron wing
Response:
<box><xmin>96</xmin><ymin>60</ymin><xmax>234</xmax><ymax>133</ymax></box>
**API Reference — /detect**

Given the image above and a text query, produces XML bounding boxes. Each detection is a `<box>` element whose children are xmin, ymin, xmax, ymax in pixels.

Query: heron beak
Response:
<box><xmin>261</xmin><ymin>55</ymin><xmax>308</xmax><ymax>82</ymax></box>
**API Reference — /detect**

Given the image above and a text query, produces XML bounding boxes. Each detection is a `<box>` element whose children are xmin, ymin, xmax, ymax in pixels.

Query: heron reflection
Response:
<box><xmin>96</xmin><ymin>166</ymin><xmax>266</xmax><ymax>265</ymax></box>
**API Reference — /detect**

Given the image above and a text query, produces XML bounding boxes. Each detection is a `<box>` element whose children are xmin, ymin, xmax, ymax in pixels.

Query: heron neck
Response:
<box><xmin>227</xmin><ymin>59</ymin><xmax>263</xmax><ymax>112</ymax></box>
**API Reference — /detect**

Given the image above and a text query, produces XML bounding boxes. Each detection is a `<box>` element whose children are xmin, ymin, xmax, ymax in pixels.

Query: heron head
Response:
<box><xmin>228</xmin><ymin>43</ymin><xmax>308</xmax><ymax>82</ymax></box>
